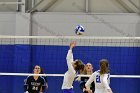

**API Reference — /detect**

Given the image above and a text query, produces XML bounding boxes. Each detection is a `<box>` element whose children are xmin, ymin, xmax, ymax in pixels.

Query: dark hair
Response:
<box><xmin>40</xmin><ymin>67</ymin><xmax>44</xmax><ymax>74</ymax></box>
<box><xmin>33</xmin><ymin>65</ymin><xmax>40</xmax><ymax>69</ymax></box>
<box><xmin>99</xmin><ymin>59</ymin><xmax>109</xmax><ymax>75</ymax></box>
<box><xmin>74</xmin><ymin>59</ymin><xmax>85</xmax><ymax>72</ymax></box>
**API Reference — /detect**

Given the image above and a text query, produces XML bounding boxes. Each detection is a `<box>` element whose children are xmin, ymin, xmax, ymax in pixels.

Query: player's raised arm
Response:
<box><xmin>66</xmin><ymin>42</ymin><xmax>76</xmax><ymax>72</ymax></box>
<box><xmin>62</xmin><ymin>42</ymin><xmax>84</xmax><ymax>93</ymax></box>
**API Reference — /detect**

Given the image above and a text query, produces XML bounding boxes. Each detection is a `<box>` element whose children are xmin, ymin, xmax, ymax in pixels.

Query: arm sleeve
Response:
<box><xmin>103</xmin><ymin>74</ymin><xmax>111</xmax><ymax>89</ymax></box>
<box><xmin>41</xmin><ymin>77</ymin><xmax>47</xmax><ymax>92</ymax></box>
<box><xmin>85</xmin><ymin>73</ymin><xmax>95</xmax><ymax>90</ymax></box>
<box><xmin>24</xmin><ymin>76</ymin><xmax>29</xmax><ymax>92</ymax></box>
<box><xmin>66</xmin><ymin>50</ymin><xmax>75</xmax><ymax>73</ymax></box>
<box><xmin>43</xmin><ymin>76</ymin><xmax>47</xmax><ymax>82</ymax></box>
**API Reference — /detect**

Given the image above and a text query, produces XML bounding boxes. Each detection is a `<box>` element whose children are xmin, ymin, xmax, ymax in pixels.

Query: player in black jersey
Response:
<box><xmin>80</xmin><ymin>76</ymin><xmax>95</xmax><ymax>93</ymax></box>
<box><xmin>24</xmin><ymin>65</ymin><xmax>46</xmax><ymax>93</ymax></box>
<box><xmin>78</xmin><ymin>63</ymin><xmax>95</xmax><ymax>93</ymax></box>
<box><xmin>40</xmin><ymin>67</ymin><xmax>48</xmax><ymax>91</ymax></box>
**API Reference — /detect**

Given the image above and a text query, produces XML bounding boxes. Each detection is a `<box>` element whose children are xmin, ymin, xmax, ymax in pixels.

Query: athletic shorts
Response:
<box><xmin>62</xmin><ymin>88</ymin><xmax>74</xmax><ymax>93</ymax></box>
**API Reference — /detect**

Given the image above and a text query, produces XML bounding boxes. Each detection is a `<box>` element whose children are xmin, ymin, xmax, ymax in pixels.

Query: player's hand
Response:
<box><xmin>88</xmin><ymin>90</ymin><xmax>92</xmax><ymax>93</ymax></box>
<box><xmin>107</xmin><ymin>89</ymin><xmax>113</xmax><ymax>93</ymax></box>
<box><xmin>70</xmin><ymin>42</ymin><xmax>76</xmax><ymax>49</ymax></box>
<box><xmin>25</xmin><ymin>91</ymin><xmax>29</xmax><ymax>93</ymax></box>
<box><xmin>83</xmin><ymin>88</ymin><xmax>86</xmax><ymax>92</ymax></box>
<box><xmin>83</xmin><ymin>88</ymin><xmax>92</xmax><ymax>93</ymax></box>
<box><xmin>46</xmin><ymin>83</ymin><xmax>48</xmax><ymax>89</ymax></box>
<box><xmin>75</xmin><ymin>76</ymin><xmax>81</xmax><ymax>81</ymax></box>
<box><xmin>83</xmin><ymin>88</ymin><xmax>88</xmax><ymax>92</ymax></box>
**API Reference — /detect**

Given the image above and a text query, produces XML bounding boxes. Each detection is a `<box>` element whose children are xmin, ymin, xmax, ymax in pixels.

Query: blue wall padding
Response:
<box><xmin>0</xmin><ymin>45</ymin><xmax>140</xmax><ymax>93</ymax></box>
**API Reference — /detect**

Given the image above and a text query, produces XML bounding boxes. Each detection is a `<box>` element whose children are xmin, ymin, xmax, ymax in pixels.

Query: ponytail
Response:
<box><xmin>99</xmin><ymin>59</ymin><xmax>109</xmax><ymax>75</ymax></box>
<box><xmin>74</xmin><ymin>59</ymin><xmax>84</xmax><ymax>72</ymax></box>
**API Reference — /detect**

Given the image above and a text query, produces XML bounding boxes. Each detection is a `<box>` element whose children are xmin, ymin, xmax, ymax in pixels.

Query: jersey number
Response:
<box><xmin>96</xmin><ymin>75</ymin><xmax>101</xmax><ymax>83</ymax></box>
<box><xmin>32</xmin><ymin>86</ymin><xmax>38</xmax><ymax>90</ymax></box>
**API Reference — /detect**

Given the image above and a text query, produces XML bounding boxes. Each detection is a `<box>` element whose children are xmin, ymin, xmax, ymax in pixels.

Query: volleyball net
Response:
<box><xmin>0</xmin><ymin>36</ymin><xmax>140</xmax><ymax>93</ymax></box>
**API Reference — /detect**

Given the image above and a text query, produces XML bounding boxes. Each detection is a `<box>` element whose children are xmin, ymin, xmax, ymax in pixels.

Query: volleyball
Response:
<box><xmin>75</xmin><ymin>25</ymin><xmax>85</xmax><ymax>35</ymax></box>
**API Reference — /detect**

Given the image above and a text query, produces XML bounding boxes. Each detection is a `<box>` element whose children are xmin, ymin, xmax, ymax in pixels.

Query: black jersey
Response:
<box><xmin>80</xmin><ymin>77</ymin><xmax>95</xmax><ymax>93</ymax></box>
<box><xmin>24</xmin><ymin>76</ymin><xmax>46</xmax><ymax>93</ymax></box>
<box><xmin>42</xmin><ymin>76</ymin><xmax>47</xmax><ymax>82</ymax></box>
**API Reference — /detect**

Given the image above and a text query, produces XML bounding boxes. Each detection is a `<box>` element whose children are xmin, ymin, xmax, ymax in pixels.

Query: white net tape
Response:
<box><xmin>0</xmin><ymin>73</ymin><xmax>140</xmax><ymax>78</ymax></box>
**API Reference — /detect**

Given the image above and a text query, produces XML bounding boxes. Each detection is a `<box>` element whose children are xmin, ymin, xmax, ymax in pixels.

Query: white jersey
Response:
<box><xmin>62</xmin><ymin>50</ymin><xmax>76</xmax><ymax>89</ymax></box>
<box><xmin>85</xmin><ymin>70</ymin><xmax>110</xmax><ymax>93</ymax></box>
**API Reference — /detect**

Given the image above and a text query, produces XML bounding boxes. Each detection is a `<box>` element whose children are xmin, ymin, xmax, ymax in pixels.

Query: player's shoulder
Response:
<box><xmin>104</xmin><ymin>73</ymin><xmax>110</xmax><ymax>77</ymax></box>
<box><xmin>26</xmin><ymin>75</ymin><xmax>33</xmax><ymax>79</ymax></box>
<box><xmin>94</xmin><ymin>70</ymin><xmax>100</xmax><ymax>74</ymax></box>
<box><xmin>40</xmin><ymin>76</ymin><xmax>46</xmax><ymax>81</ymax></box>
<box><xmin>91</xmin><ymin>70</ymin><xmax>100</xmax><ymax>76</ymax></box>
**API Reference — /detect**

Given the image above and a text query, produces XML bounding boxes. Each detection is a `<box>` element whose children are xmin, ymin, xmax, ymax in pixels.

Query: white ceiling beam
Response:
<box><xmin>41</xmin><ymin>0</ymin><xmax>58</xmax><ymax>12</ymax></box>
<box><xmin>117</xmin><ymin>0</ymin><xmax>139</xmax><ymax>13</ymax></box>
<box><xmin>85</xmin><ymin>0</ymin><xmax>89</xmax><ymax>13</ymax></box>
<box><xmin>28</xmin><ymin>0</ymin><xmax>58</xmax><ymax>13</ymax></box>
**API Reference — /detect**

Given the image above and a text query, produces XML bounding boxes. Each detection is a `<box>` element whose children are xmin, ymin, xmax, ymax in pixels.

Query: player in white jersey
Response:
<box><xmin>62</xmin><ymin>42</ymin><xmax>85</xmax><ymax>93</ymax></box>
<box><xmin>84</xmin><ymin>59</ymin><xmax>113</xmax><ymax>93</ymax></box>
